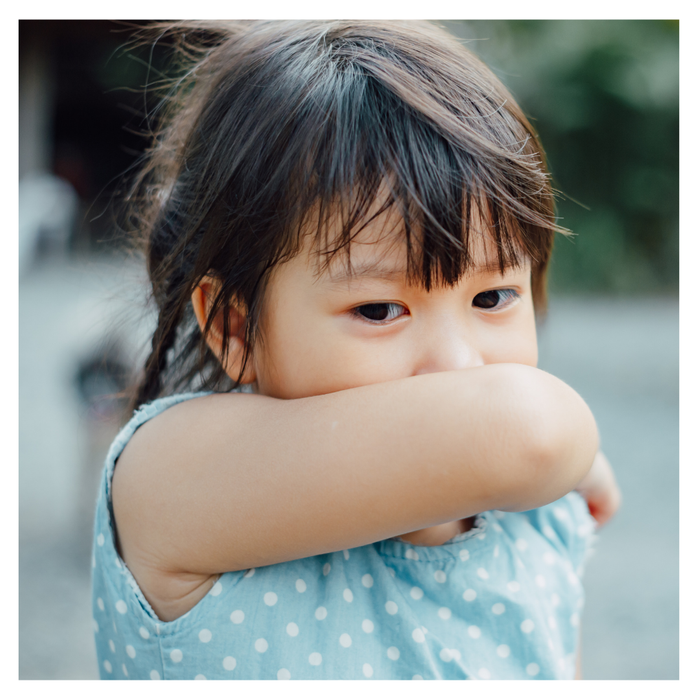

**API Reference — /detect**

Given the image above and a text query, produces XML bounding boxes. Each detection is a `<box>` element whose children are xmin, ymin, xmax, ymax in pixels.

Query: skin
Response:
<box><xmin>112</xmin><ymin>208</ymin><xmax>617</xmax><ymax>653</ymax></box>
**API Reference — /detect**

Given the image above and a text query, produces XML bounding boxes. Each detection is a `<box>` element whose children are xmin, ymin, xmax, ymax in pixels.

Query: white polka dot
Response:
<box><xmin>309</xmin><ymin>652</ymin><xmax>322</xmax><ymax>666</ymax></box>
<box><xmin>323</xmin><ymin>563</ymin><xmax>331</xmax><ymax>576</ymax></box>
<box><xmin>92</xmin><ymin>619</ymin><xmax>99</xmax><ymax>633</ymax></box>
<box><xmin>535</xmin><ymin>574</ymin><xmax>546</xmax><ymax>588</ymax></box>
<box><xmin>264</xmin><ymin>591</ymin><xmax>278</xmax><ymax>606</ymax></box>
<box><xmin>477</xmin><ymin>567</ymin><xmax>489</xmax><ymax>580</ymax></box>
<box><xmin>115</xmin><ymin>557</ymin><xmax>122</xmax><ymax>569</ymax></box>
<box><xmin>223</xmin><ymin>656</ymin><xmax>236</xmax><ymax>671</ymax></box>
<box><xmin>526</xmin><ymin>662</ymin><xmax>540</xmax><ymax>676</ymax></box>
<box><xmin>515</xmin><ymin>538</ymin><xmax>528</xmax><ymax>551</ymax></box>
<box><xmin>478</xmin><ymin>667</ymin><xmax>491</xmax><ymax>679</ymax></box>
<box><xmin>362</xmin><ymin>619</ymin><xmax>374</xmax><ymax>633</ymax></box>
<box><xmin>577</xmin><ymin>523</ymin><xmax>591</xmax><ymax>537</ymax></box>
<box><xmin>230</xmin><ymin>610</ymin><xmax>245</xmax><ymax>624</ymax></box>
<box><xmin>492</xmin><ymin>521</ymin><xmax>503</xmax><ymax>532</ymax></box>
<box><xmin>408</xmin><ymin>587</ymin><xmax>423</xmax><ymax>602</ymax></box>
<box><xmin>521</xmin><ymin>619</ymin><xmax>535</xmax><ymax>634</ymax></box>
<box><xmin>170</xmin><ymin>649</ymin><xmax>183</xmax><ymax>663</ymax></box>
<box><xmin>388</xmin><ymin>568</ymin><xmax>396</xmax><ymax>577</ymax></box>
<box><xmin>126</xmin><ymin>645</ymin><xmax>135</xmax><ymax>659</ymax></box>
<box><xmin>103</xmin><ymin>660</ymin><xmax>112</xmax><ymax>673</ymax></box>
<box><xmin>543</xmin><ymin>551</ymin><xmax>556</xmax><ymax>565</ymax></box>
<box><xmin>558</xmin><ymin>658</ymin><xmax>566</xmax><ymax>670</ymax></box>
<box><xmin>548</xmin><ymin>616</ymin><xmax>557</xmax><ymax>630</ymax></box>
<box><xmin>543</xmin><ymin>525</ymin><xmax>557</xmax><ymax>540</ymax></box>
<box><xmin>339</xmin><ymin>633</ymin><xmax>352</xmax><ymax>648</ymax></box>
<box><xmin>439</xmin><ymin>648</ymin><xmax>453</xmax><ymax>662</ymax></box>
<box><xmin>412</xmin><ymin>628</ymin><xmax>426</xmax><ymax>643</ymax></box>
<box><xmin>361</xmin><ymin>574</ymin><xmax>374</xmax><ymax>588</ymax></box>
<box><xmin>459</xmin><ymin>549</ymin><xmax>470</xmax><ymax>561</ymax></box>
<box><xmin>138</xmin><ymin>626</ymin><xmax>150</xmax><ymax>639</ymax></box>
<box><xmin>412</xmin><ymin>674</ymin><xmax>423</xmax><ymax>680</ymax></box>
<box><xmin>97</xmin><ymin>533</ymin><xmax>105</xmax><ymax>547</ymax></box>
<box><xmin>385</xmin><ymin>600</ymin><xmax>398</xmax><ymax>615</ymax></box>
<box><xmin>492</xmin><ymin>603</ymin><xmax>505</xmax><ymax>615</ymax></box>
<box><xmin>363</xmin><ymin>663</ymin><xmax>373</xmax><ymax>677</ymax></box>
<box><xmin>209</xmin><ymin>581</ymin><xmax>223</xmax><ymax>597</ymax></box>
<box><xmin>122</xmin><ymin>664</ymin><xmax>128</xmax><ymax>676</ymax></box>
<box><xmin>463</xmin><ymin>588</ymin><xmax>477</xmax><ymax>601</ymax></box>
<box><xmin>548</xmin><ymin>639</ymin><xmax>555</xmax><ymax>651</ymax></box>
<box><xmin>468</xmin><ymin>625</ymin><xmax>481</xmax><ymax>639</ymax></box>
<box><xmin>286</xmin><ymin>622</ymin><xmax>299</xmax><ymax>637</ymax></box>
<box><xmin>493</xmin><ymin>545</ymin><xmax>500</xmax><ymax>557</ymax></box>
<box><xmin>108</xmin><ymin>639</ymin><xmax>115</xmax><ymax>653</ymax></box>
<box><xmin>387</xmin><ymin>646</ymin><xmax>400</xmax><ymax>661</ymax></box>
<box><xmin>115</xmin><ymin>600</ymin><xmax>127</xmax><ymax>614</ymax></box>
<box><xmin>434</xmin><ymin>570</ymin><xmax>447</xmax><ymax>583</ymax></box>
<box><xmin>477</xmin><ymin>532</ymin><xmax>486</xmax><ymax>540</ymax></box>
<box><xmin>194</xmin><ymin>674</ymin><xmax>206</xmax><ymax>680</ymax></box>
<box><xmin>315</xmin><ymin>606</ymin><xmax>327</xmax><ymax>620</ymax></box>
<box><xmin>507</xmin><ymin>581</ymin><xmax>520</xmax><ymax>593</ymax></box>
<box><xmin>97</xmin><ymin>598</ymin><xmax>104</xmax><ymax>611</ymax></box>
<box><xmin>551</xmin><ymin>593</ymin><xmax>561</xmax><ymax>607</ymax></box>
<box><xmin>112</xmin><ymin>620</ymin><xmax>117</xmax><ymax>633</ymax></box>
<box><xmin>255</xmin><ymin>638</ymin><xmax>268</xmax><ymax>653</ymax></box>
<box><xmin>406</xmin><ymin>548</ymin><xmax>419</xmax><ymax>560</ymax></box>
<box><xmin>496</xmin><ymin>644</ymin><xmax>510</xmax><ymax>658</ymax></box>
<box><xmin>570</xmin><ymin>612</ymin><xmax>580</xmax><ymax>627</ymax></box>
<box><xmin>343</xmin><ymin>588</ymin><xmax>354</xmax><ymax>603</ymax></box>
<box><xmin>438</xmin><ymin>607</ymin><xmax>452</xmax><ymax>620</ymax></box>
<box><xmin>150</xmin><ymin>670</ymin><xmax>160</xmax><ymax>680</ymax></box>
<box><xmin>343</xmin><ymin>549</ymin><xmax>350</xmax><ymax>560</ymax></box>
<box><xmin>568</xmin><ymin>571</ymin><xmax>579</xmax><ymax>585</ymax></box>
<box><xmin>295</xmin><ymin>578</ymin><xmax>307</xmax><ymax>593</ymax></box>
<box><xmin>199</xmin><ymin>629</ymin><xmax>212</xmax><ymax>643</ymax></box>
<box><xmin>244</xmin><ymin>568</ymin><xmax>256</xmax><ymax>578</ymax></box>
<box><xmin>277</xmin><ymin>668</ymin><xmax>291</xmax><ymax>680</ymax></box>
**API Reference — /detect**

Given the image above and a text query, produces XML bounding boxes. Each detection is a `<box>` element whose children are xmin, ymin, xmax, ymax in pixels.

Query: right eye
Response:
<box><xmin>351</xmin><ymin>303</ymin><xmax>408</xmax><ymax>324</ymax></box>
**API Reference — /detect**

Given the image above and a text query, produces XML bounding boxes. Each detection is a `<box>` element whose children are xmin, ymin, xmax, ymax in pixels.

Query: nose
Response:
<box><xmin>412</xmin><ymin>321</ymin><xmax>485</xmax><ymax>376</ymax></box>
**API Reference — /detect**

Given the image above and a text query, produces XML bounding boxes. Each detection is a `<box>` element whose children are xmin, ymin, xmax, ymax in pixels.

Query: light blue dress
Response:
<box><xmin>92</xmin><ymin>392</ymin><xmax>596</xmax><ymax>680</ymax></box>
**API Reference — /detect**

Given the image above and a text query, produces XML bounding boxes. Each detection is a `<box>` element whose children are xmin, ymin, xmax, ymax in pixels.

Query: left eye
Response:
<box><xmin>472</xmin><ymin>288</ymin><xmax>520</xmax><ymax>311</ymax></box>
<box><xmin>353</xmin><ymin>303</ymin><xmax>407</xmax><ymax>323</ymax></box>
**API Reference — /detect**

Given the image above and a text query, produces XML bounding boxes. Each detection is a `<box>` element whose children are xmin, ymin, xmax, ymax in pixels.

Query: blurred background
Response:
<box><xmin>19</xmin><ymin>20</ymin><xmax>678</xmax><ymax>679</ymax></box>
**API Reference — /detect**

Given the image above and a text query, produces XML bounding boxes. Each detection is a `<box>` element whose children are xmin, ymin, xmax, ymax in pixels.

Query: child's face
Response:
<box><xmin>247</xmin><ymin>211</ymin><xmax>538</xmax><ymax>400</ymax></box>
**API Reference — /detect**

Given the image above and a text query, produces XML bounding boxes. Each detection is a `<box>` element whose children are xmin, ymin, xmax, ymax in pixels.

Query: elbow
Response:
<box><xmin>493</xmin><ymin>365</ymin><xmax>599</xmax><ymax>510</ymax></box>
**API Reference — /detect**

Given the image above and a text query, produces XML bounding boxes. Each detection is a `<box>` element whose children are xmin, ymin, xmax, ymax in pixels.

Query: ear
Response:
<box><xmin>191</xmin><ymin>277</ymin><xmax>257</xmax><ymax>384</ymax></box>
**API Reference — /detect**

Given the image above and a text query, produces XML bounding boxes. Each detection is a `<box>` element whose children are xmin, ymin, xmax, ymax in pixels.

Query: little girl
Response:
<box><xmin>92</xmin><ymin>20</ymin><xmax>620</xmax><ymax>680</ymax></box>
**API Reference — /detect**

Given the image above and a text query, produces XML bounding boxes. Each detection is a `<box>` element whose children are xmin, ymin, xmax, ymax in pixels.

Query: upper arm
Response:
<box><xmin>112</xmin><ymin>363</ymin><xmax>598</xmax><ymax>578</ymax></box>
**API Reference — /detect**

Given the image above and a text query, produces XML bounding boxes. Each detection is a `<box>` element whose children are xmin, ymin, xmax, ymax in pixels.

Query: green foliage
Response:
<box><xmin>444</xmin><ymin>20</ymin><xmax>678</xmax><ymax>295</ymax></box>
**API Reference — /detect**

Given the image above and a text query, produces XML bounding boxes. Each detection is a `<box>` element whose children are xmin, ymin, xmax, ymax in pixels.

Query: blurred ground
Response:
<box><xmin>19</xmin><ymin>255</ymin><xmax>678</xmax><ymax>680</ymax></box>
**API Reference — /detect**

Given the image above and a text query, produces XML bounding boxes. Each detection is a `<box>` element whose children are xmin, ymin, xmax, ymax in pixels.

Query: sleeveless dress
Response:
<box><xmin>91</xmin><ymin>392</ymin><xmax>597</xmax><ymax>680</ymax></box>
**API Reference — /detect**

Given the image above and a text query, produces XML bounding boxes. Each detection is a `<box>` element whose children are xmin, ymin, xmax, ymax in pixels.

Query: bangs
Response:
<box><xmin>256</xmin><ymin>29</ymin><xmax>561</xmax><ymax>295</ymax></box>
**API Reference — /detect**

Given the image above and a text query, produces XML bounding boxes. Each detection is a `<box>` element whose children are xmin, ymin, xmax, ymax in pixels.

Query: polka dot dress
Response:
<box><xmin>92</xmin><ymin>392</ymin><xmax>596</xmax><ymax>680</ymax></box>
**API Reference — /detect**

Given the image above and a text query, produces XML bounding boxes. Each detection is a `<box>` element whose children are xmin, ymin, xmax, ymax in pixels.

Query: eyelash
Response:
<box><xmin>351</xmin><ymin>289</ymin><xmax>520</xmax><ymax>324</ymax></box>
<box><xmin>472</xmin><ymin>288</ymin><xmax>521</xmax><ymax>311</ymax></box>
<box><xmin>351</xmin><ymin>303</ymin><xmax>408</xmax><ymax>324</ymax></box>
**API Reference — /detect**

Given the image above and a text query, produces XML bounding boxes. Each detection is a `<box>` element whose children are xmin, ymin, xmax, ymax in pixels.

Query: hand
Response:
<box><xmin>575</xmin><ymin>450</ymin><xmax>621</xmax><ymax>527</ymax></box>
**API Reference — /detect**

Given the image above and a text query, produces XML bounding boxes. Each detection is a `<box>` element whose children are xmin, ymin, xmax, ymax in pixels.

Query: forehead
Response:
<box><xmin>309</xmin><ymin>203</ymin><xmax>529</xmax><ymax>285</ymax></box>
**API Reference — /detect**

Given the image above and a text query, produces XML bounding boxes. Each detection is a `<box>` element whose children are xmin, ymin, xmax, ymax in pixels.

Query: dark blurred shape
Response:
<box><xmin>74</xmin><ymin>346</ymin><xmax>131</xmax><ymax>423</ymax></box>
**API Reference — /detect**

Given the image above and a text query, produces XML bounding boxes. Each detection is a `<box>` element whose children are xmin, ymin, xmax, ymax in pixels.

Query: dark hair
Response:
<box><xmin>127</xmin><ymin>20</ymin><xmax>564</xmax><ymax>410</ymax></box>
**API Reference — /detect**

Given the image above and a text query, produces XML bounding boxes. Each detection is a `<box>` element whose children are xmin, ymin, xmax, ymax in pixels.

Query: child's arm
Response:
<box><xmin>113</xmin><ymin>363</ymin><xmax>598</xmax><ymax>614</ymax></box>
